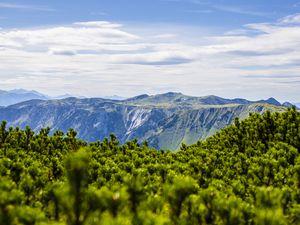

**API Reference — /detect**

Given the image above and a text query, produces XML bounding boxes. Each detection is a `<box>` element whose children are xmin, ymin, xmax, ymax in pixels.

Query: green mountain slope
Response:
<box><xmin>147</xmin><ymin>103</ymin><xmax>284</xmax><ymax>150</ymax></box>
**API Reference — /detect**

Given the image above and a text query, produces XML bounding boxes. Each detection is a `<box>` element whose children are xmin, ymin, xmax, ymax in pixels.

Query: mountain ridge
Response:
<box><xmin>0</xmin><ymin>93</ymin><xmax>288</xmax><ymax>150</ymax></box>
<box><xmin>0</xmin><ymin>89</ymin><xmax>49</xmax><ymax>107</ymax></box>
<box><xmin>1</xmin><ymin>89</ymin><xmax>296</xmax><ymax>108</ymax></box>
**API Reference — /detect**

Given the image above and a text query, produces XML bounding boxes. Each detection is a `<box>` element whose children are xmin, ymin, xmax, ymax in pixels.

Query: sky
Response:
<box><xmin>0</xmin><ymin>0</ymin><xmax>300</xmax><ymax>102</ymax></box>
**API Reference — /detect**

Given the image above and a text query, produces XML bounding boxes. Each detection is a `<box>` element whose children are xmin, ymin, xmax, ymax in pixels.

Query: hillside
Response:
<box><xmin>0</xmin><ymin>108</ymin><xmax>299</xmax><ymax>225</ymax></box>
<box><xmin>0</xmin><ymin>93</ymin><xmax>286</xmax><ymax>150</ymax></box>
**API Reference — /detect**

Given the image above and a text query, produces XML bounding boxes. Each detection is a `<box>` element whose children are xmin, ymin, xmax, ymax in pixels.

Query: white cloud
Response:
<box><xmin>279</xmin><ymin>13</ymin><xmax>300</xmax><ymax>24</ymax></box>
<box><xmin>73</xmin><ymin>21</ymin><xmax>122</xmax><ymax>28</ymax></box>
<box><xmin>163</xmin><ymin>0</ymin><xmax>268</xmax><ymax>17</ymax></box>
<box><xmin>0</xmin><ymin>2</ymin><xmax>53</xmax><ymax>11</ymax></box>
<box><xmin>0</xmin><ymin>16</ymin><xmax>300</xmax><ymax>102</ymax></box>
<box><xmin>152</xmin><ymin>33</ymin><xmax>177</xmax><ymax>39</ymax></box>
<box><xmin>211</xmin><ymin>5</ymin><xmax>268</xmax><ymax>17</ymax></box>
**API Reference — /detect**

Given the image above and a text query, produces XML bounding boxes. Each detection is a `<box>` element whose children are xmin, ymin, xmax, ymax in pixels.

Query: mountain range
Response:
<box><xmin>0</xmin><ymin>89</ymin><xmax>48</xmax><ymax>106</ymax></box>
<box><xmin>0</xmin><ymin>92</ymin><xmax>291</xmax><ymax>150</ymax></box>
<box><xmin>0</xmin><ymin>89</ymin><xmax>127</xmax><ymax>106</ymax></box>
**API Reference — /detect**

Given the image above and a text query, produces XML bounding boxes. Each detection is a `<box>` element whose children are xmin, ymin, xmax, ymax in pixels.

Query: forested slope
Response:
<box><xmin>0</xmin><ymin>107</ymin><xmax>300</xmax><ymax>225</ymax></box>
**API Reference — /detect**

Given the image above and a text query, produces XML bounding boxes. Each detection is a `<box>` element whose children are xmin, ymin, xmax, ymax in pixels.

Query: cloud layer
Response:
<box><xmin>0</xmin><ymin>2</ymin><xmax>53</xmax><ymax>11</ymax></box>
<box><xmin>0</xmin><ymin>15</ymin><xmax>300</xmax><ymax>101</ymax></box>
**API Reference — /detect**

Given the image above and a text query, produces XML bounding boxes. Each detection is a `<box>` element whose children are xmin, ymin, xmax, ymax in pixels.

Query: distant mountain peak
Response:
<box><xmin>126</xmin><ymin>94</ymin><xmax>150</xmax><ymax>101</ymax></box>
<box><xmin>282</xmin><ymin>102</ymin><xmax>294</xmax><ymax>107</ymax></box>
<box><xmin>160</xmin><ymin>92</ymin><xmax>183</xmax><ymax>96</ymax></box>
<box><xmin>9</xmin><ymin>89</ymin><xmax>47</xmax><ymax>97</ymax></box>
<box><xmin>0</xmin><ymin>89</ymin><xmax>49</xmax><ymax>107</ymax></box>
<box><xmin>266</xmin><ymin>97</ymin><xmax>277</xmax><ymax>101</ymax></box>
<box><xmin>262</xmin><ymin>97</ymin><xmax>281</xmax><ymax>106</ymax></box>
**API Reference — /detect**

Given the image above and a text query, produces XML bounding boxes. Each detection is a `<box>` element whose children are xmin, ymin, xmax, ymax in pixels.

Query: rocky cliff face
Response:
<box><xmin>0</xmin><ymin>93</ymin><xmax>286</xmax><ymax>150</ymax></box>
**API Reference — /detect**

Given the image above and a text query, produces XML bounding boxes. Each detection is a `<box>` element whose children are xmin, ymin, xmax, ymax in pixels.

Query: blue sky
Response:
<box><xmin>0</xmin><ymin>0</ymin><xmax>300</xmax><ymax>101</ymax></box>
<box><xmin>1</xmin><ymin>0</ymin><xmax>299</xmax><ymax>28</ymax></box>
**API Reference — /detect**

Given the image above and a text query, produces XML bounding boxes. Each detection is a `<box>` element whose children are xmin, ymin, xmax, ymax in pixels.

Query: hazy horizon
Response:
<box><xmin>1</xmin><ymin>0</ymin><xmax>300</xmax><ymax>102</ymax></box>
<box><xmin>1</xmin><ymin>88</ymin><xmax>300</xmax><ymax>105</ymax></box>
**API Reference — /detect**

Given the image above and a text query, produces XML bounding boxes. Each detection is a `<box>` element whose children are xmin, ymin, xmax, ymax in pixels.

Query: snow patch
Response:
<box><xmin>15</xmin><ymin>114</ymin><xmax>29</xmax><ymax>124</ymax></box>
<box><xmin>93</xmin><ymin>122</ymin><xmax>101</xmax><ymax>128</ymax></box>
<box><xmin>126</xmin><ymin>108</ymin><xmax>151</xmax><ymax>135</ymax></box>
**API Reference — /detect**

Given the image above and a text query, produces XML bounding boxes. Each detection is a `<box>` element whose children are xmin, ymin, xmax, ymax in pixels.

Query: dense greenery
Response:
<box><xmin>0</xmin><ymin>107</ymin><xmax>300</xmax><ymax>225</ymax></box>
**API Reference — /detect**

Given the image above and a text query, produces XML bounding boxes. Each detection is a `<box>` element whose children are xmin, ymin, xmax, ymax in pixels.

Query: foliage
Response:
<box><xmin>0</xmin><ymin>107</ymin><xmax>300</xmax><ymax>224</ymax></box>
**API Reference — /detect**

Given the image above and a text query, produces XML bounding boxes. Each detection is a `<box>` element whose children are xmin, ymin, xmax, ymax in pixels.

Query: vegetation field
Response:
<box><xmin>0</xmin><ymin>107</ymin><xmax>300</xmax><ymax>225</ymax></box>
